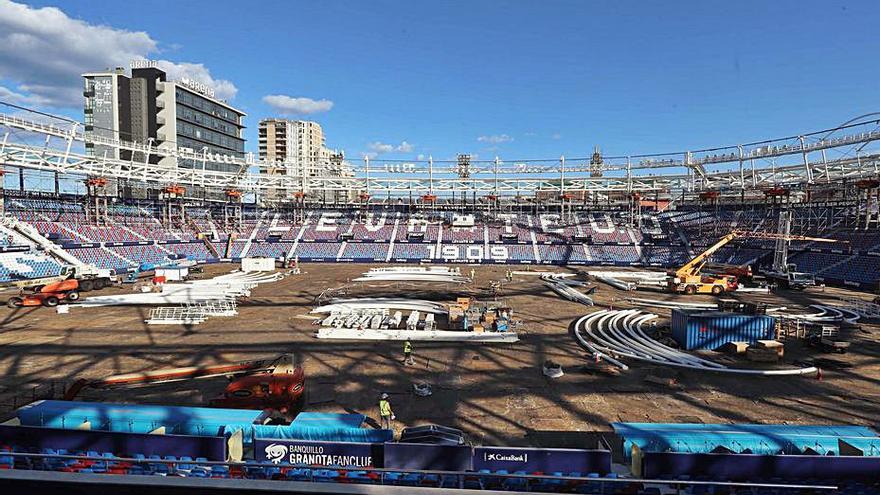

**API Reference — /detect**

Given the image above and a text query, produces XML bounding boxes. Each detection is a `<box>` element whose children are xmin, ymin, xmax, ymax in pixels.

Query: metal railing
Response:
<box><xmin>0</xmin><ymin>452</ymin><xmax>841</xmax><ymax>493</ymax></box>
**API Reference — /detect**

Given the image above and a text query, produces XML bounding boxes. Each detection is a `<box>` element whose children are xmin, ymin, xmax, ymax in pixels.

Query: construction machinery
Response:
<box><xmin>209</xmin><ymin>357</ymin><xmax>306</xmax><ymax>420</ymax></box>
<box><xmin>0</xmin><ymin>263</ymin><xmax>116</xmax><ymax>293</ymax></box>
<box><xmin>763</xmin><ymin>211</ymin><xmax>836</xmax><ymax>289</ymax></box>
<box><xmin>7</xmin><ymin>278</ymin><xmax>81</xmax><ymax>308</ymax></box>
<box><xmin>702</xmin><ymin>262</ymin><xmax>754</xmax><ymax>281</ymax></box>
<box><xmin>668</xmin><ymin>229</ymin><xmax>837</xmax><ymax>295</ymax></box>
<box><xmin>667</xmin><ymin>233</ymin><xmax>740</xmax><ymax>295</ymax></box>
<box><xmin>64</xmin><ymin>355</ymin><xmax>305</xmax><ymax>418</ymax></box>
<box><xmin>0</xmin><ymin>216</ymin><xmax>119</xmax><ymax>292</ymax></box>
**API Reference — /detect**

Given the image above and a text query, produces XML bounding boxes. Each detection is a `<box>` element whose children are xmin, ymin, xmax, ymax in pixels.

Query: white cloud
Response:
<box><xmin>477</xmin><ymin>134</ymin><xmax>513</xmax><ymax>144</ymax></box>
<box><xmin>0</xmin><ymin>1</ymin><xmax>237</xmax><ymax>108</ymax></box>
<box><xmin>367</xmin><ymin>140</ymin><xmax>415</xmax><ymax>155</ymax></box>
<box><xmin>262</xmin><ymin>94</ymin><xmax>333</xmax><ymax>115</ymax></box>
<box><xmin>416</xmin><ymin>154</ymin><xmax>425</xmax><ymax>161</ymax></box>
<box><xmin>0</xmin><ymin>84</ymin><xmax>39</xmax><ymax>105</ymax></box>
<box><xmin>368</xmin><ymin>142</ymin><xmax>395</xmax><ymax>154</ymax></box>
<box><xmin>551</xmin><ymin>133</ymin><xmax>562</xmax><ymax>140</ymax></box>
<box><xmin>157</xmin><ymin>60</ymin><xmax>237</xmax><ymax>100</ymax></box>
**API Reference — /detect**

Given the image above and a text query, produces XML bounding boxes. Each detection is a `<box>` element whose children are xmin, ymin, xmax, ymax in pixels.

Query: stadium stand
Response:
<box><xmin>64</xmin><ymin>247</ymin><xmax>128</xmax><ymax>271</ymax></box>
<box><xmin>3</xmin><ymin>195</ymin><xmax>880</xmax><ymax>289</ymax></box>
<box><xmin>0</xmin><ymin>253</ymin><xmax>64</xmax><ymax>282</ymax></box>
<box><xmin>245</xmin><ymin>242</ymin><xmax>293</xmax><ymax>259</ymax></box>
<box><xmin>160</xmin><ymin>242</ymin><xmax>214</xmax><ymax>261</ymax></box>
<box><xmin>342</xmin><ymin>243</ymin><xmax>390</xmax><ymax>260</ymax></box>
<box><xmin>295</xmin><ymin>242</ymin><xmax>343</xmax><ymax>259</ymax></box>
<box><xmin>390</xmin><ymin>243</ymin><xmax>432</xmax><ymax>260</ymax></box>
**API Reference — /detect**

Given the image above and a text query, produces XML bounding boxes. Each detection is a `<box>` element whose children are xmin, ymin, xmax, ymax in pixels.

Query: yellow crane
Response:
<box><xmin>668</xmin><ymin>230</ymin><xmax>838</xmax><ymax>295</ymax></box>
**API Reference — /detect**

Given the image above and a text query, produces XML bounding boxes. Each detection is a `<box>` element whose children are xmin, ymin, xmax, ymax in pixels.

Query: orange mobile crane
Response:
<box><xmin>668</xmin><ymin>230</ymin><xmax>838</xmax><ymax>295</ymax></box>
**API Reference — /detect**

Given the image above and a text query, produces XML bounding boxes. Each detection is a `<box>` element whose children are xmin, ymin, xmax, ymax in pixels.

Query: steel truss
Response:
<box><xmin>2</xmin><ymin>111</ymin><xmax>880</xmax><ymax>203</ymax></box>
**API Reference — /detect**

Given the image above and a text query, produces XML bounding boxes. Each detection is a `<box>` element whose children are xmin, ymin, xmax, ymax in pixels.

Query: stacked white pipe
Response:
<box><xmin>588</xmin><ymin>271</ymin><xmax>668</xmax><ymax>291</ymax></box>
<box><xmin>541</xmin><ymin>274</ymin><xmax>594</xmax><ymax>306</ymax></box>
<box><xmin>312</xmin><ymin>298</ymin><xmax>448</xmax><ymax>315</ymax></box>
<box><xmin>352</xmin><ymin>266</ymin><xmax>470</xmax><ymax>284</ymax></box>
<box><xmin>75</xmin><ymin>271</ymin><xmax>283</xmax><ymax>308</ymax></box>
<box><xmin>311</xmin><ymin>297</ymin><xmax>518</xmax><ymax>342</ymax></box>
<box><xmin>773</xmin><ymin>304</ymin><xmax>860</xmax><ymax>324</ymax></box>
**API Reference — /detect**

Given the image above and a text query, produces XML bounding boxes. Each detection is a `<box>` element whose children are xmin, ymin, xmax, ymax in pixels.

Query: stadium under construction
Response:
<box><xmin>1</xmin><ymin>103</ymin><xmax>880</xmax><ymax>495</ymax></box>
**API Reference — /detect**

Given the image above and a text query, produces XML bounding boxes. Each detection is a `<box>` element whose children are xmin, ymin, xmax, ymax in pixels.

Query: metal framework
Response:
<box><xmin>2</xmin><ymin>107</ymin><xmax>880</xmax><ymax>205</ymax></box>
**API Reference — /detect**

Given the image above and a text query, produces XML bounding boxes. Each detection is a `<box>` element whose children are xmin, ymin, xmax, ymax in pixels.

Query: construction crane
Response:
<box><xmin>668</xmin><ymin>230</ymin><xmax>837</xmax><ymax>295</ymax></box>
<box><xmin>764</xmin><ymin>211</ymin><xmax>841</xmax><ymax>289</ymax></box>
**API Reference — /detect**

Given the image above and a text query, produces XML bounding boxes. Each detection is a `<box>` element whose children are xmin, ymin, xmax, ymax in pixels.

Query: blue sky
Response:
<box><xmin>3</xmin><ymin>0</ymin><xmax>879</xmax><ymax>162</ymax></box>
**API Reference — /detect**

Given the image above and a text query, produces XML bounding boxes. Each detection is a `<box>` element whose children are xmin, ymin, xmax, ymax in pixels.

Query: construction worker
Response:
<box><xmin>470</xmin><ymin>268</ymin><xmax>476</xmax><ymax>280</ymax></box>
<box><xmin>403</xmin><ymin>339</ymin><xmax>414</xmax><ymax>365</ymax></box>
<box><xmin>379</xmin><ymin>393</ymin><xmax>395</xmax><ymax>430</ymax></box>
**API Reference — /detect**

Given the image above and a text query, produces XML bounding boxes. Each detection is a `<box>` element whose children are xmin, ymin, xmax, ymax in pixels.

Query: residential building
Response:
<box><xmin>258</xmin><ymin>119</ymin><xmax>353</xmax><ymax>201</ymax></box>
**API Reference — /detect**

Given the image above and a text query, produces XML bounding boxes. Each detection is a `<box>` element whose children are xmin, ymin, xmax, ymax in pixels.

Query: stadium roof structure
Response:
<box><xmin>2</xmin><ymin>103</ymin><xmax>880</xmax><ymax>203</ymax></box>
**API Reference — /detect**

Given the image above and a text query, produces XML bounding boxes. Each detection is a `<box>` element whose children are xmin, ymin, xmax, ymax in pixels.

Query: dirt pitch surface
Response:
<box><xmin>0</xmin><ymin>263</ymin><xmax>878</xmax><ymax>447</ymax></box>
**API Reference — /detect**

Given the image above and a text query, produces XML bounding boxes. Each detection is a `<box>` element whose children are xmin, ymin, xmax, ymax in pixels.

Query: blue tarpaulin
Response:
<box><xmin>251</xmin><ymin>424</ymin><xmax>392</xmax><ymax>444</ymax></box>
<box><xmin>291</xmin><ymin>412</ymin><xmax>366</xmax><ymax>429</ymax></box>
<box><xmin>17</xmin><ymin>400</ymin><xmax>264</xmax><ymax>437</ymax></box>
<box><xmin>612</xmin><ymin>423</ymin><xmax>880</xmax><ymax>459</ymax></box>
<box><xmin>223</xmin><ymin>412</ymin><xmax>385</xmax><ymax>445</ymax></box>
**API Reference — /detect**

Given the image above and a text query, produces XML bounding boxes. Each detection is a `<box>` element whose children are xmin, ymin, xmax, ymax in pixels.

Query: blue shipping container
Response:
<box><xmin>670</xmin><ymin>310</ymin><xmax>776</xmax><ymax>350</ymax></box>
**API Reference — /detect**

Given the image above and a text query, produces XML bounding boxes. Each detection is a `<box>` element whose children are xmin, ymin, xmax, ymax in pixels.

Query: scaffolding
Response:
<box><xmin>84</xmin><ymin>177</ymin><xmax>110</xmax><ymax>226</ymax></box>
<box><xmin>161</xmin><ymin>185</ymin><xmax>186</xmax><ymax>228</ymax></box>
<box><xmin>224</xmin><ymin>189</ymin><xmax>243</xmax><ymax>231</ymax></box>
<box><xmin>145</xmin><ymin>300</ymin><xmax>238</xmax><ymax>325</ymax></box>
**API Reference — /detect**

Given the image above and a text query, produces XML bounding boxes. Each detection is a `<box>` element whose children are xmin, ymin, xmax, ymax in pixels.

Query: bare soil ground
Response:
<box><xmin>0</xmin><ymin>263</ymin><xmax>877</xmax><ymax>447</ymax></box>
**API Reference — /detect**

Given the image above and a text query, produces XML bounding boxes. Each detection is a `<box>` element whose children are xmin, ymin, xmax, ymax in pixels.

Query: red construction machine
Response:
<box><xmin>7</xmin><ymin>278</ymin><xmax>81</xmax><ymax>308</ymax></box>
<box><xmin>64</xmin><ymin>355</ymin><xmax>306</xmax><ymax>419</ymax></box>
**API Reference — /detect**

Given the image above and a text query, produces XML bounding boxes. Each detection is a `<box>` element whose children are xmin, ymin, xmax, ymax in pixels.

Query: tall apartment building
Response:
<box><xmin>83</xmin><ymin>63</ymin><xmax>246</xmax><ymax>175</ymax></box>
<box><xmin>258</xmin><ymin>119</ymin><xmax>353</xmax><ymax>201</ymax></box>
<box><xmin>259</xmin><ymin>119</ymin><xmax>326</xmax><ymax>178</ymax></box>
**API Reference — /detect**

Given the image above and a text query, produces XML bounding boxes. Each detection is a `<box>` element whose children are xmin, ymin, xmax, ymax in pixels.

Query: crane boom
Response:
<box><xmin>674</xmin><ymin>233</ymin><xmax>738</xmax><ymax>278</ymax></box>
<box><xmin>674</xmin><ymin>230</ymin><xmax>839</xmax><ymax>279</ymax></box>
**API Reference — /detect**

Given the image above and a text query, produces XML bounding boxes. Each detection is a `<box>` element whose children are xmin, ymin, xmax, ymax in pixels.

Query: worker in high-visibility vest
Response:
<box><xmin>379</xmin><ymin>393</ymin><xmax>395</xmax><ymax>430</ymax></box>
<box><xmin>403</xmin><ymin>339</ymin><xmax>414</xmax><ymax>365</ymax></box>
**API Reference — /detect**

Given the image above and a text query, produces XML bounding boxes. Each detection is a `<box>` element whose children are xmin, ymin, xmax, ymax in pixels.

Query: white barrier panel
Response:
<box><xmin>156</xmin><ymin>267</ymin><xmax>188</xmax><ymax>281</ymax></box>
<box><xmin>242</xmin><ymin>257</ymin><xmax>276</xmax><ymax>272</ymax></box>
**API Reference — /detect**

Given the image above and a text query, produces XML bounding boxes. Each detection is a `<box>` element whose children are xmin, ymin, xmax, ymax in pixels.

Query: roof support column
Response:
<box><xmin>800</xmin><ymin>135</ymin><xmax>813</xmax><ymax>183</ymax></box>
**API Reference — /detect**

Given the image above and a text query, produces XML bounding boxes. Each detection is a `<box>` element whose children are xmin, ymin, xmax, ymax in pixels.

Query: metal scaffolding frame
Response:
<box><xmin>3</xmin><ymin>110</ymin><xmax>880</xmax><ymax>206</ymax></box>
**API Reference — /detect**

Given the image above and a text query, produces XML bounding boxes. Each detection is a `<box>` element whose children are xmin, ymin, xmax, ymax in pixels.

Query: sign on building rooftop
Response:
<box><xmin>179</xmin><ymin>77</ymin><xmax>216</xmax><ymax>99</ymax></box>
<box><xmin>130</xmin><ymin>59</ymin><xmax>159</xmax><ymax>70</ymax></box>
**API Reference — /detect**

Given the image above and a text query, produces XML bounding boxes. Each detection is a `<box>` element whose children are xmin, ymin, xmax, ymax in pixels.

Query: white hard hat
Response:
<box><xmin>381</xmin><ymin>393</ymin><xmax>389</xmax><ymax>399</ymax></box>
